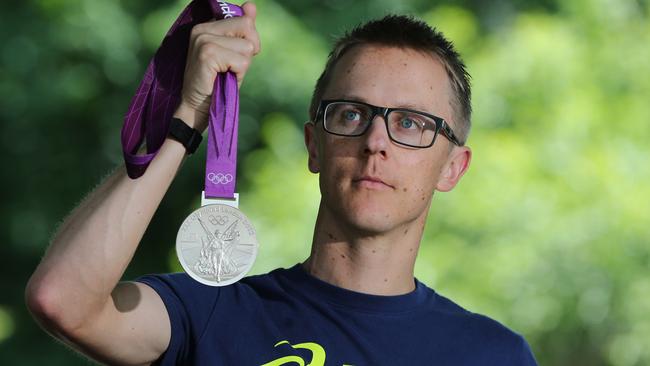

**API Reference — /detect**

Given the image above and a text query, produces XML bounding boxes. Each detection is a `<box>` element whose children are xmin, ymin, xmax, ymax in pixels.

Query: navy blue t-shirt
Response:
<box><xmin>136</xmin><ymin>264</ymin><xmax>537</xmax><ymax>365</ymax></box>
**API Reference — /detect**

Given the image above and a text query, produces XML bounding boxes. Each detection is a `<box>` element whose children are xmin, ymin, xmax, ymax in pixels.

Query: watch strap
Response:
<box><xmin>168</xmin><ymin>117</ymin><xmax>202</xmax><ymax>154</ymax></box>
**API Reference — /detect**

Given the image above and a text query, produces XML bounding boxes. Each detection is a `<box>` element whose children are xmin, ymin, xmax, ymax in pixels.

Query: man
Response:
<box><xmin>26</xmin><ymin>1</ymin><xmax>538</xmax><ymax>365</ymax></box>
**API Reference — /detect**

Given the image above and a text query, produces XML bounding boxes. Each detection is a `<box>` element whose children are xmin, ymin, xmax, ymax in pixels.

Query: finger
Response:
<box><xmin>191</xmin><ymin>16</ymin><xmax>260</xmax><ymax>54</ymax></box>
<box><xmin>198</xmin><ymin>44</ymin><xmax>251</xmax><ymax>83</ymax></box>
<box><xmin>192</xmin><ymin>17</ymin><xmax>256</xmax><ymax>43</ymax></box>
<box><xmin>241</xmin><ymin>2</ymin><xmax>261</xmax><ymax>54</ymax></box>
<box><xmin>192</xmin><ymin>33</ymin><xmax>256</xmax><ymax>57</ymax></box>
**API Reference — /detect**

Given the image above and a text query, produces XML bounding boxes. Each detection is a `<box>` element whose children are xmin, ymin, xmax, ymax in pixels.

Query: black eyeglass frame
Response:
<box><xmin>315</xmin><ymin>99</ymin><xmax>462</xmax><ymax>148</ymax></box>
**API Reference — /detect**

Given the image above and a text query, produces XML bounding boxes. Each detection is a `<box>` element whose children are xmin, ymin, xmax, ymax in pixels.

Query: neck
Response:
<box><xmin>302</xmin><ymin>200</ymin><xmax>428</xmax><ymax>296</ymax></box>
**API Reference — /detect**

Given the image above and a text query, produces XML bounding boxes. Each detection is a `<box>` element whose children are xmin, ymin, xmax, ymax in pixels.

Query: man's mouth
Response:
<box><xmin>353</xmin><ymin>176</ymin><xmax>395</xmax><ymax>190</ymax></box>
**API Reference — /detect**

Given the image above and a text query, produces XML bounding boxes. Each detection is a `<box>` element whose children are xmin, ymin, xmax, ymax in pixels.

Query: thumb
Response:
<box><xmin>241</xmin><ymin>1</ymin><xmax>257</xmax><ymax>20</ymax></box>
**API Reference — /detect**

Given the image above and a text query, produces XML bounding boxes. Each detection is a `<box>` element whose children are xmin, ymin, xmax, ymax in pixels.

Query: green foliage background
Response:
<box><xmin>1</xmin><ymin>0</ymin><xmax>649</xmax><ymax>364</ymax></box>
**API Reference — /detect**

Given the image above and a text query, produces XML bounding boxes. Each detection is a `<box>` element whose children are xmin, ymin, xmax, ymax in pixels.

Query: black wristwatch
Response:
<box><xmin>167</xmin><ymin>117</ymin><xmax>203</xmax><ymax>154</ymax></box>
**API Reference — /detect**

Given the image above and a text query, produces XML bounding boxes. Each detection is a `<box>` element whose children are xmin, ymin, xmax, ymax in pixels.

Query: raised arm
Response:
<box><xmin>25</xmin><ymin>3</ymin><xmax>260</xmax><ymax>365</ymax></box>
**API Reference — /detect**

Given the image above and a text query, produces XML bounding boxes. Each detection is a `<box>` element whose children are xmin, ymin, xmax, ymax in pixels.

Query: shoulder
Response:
<box><xmin>427</xmin><ymin>292</ymin><xmax>511</xmax><ymax>335</ymax></box>
<box><xmin>421</xmin><ymin>288</ymin><xmax>538</xmax><ymax>365</ymax></box>
<box><xmin>134</xmin><ymin>269</ymin><xmax>286</xmax><ymax>311</ymax></box>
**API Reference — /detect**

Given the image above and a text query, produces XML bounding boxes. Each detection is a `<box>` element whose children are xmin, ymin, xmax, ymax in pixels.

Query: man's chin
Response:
<box><xmin>339</xmin><ymin>209</ymin><xmax>401</xmax><ymax>237</ymax></box>
<box><xmin>321</xmin><ymin>193</ymin><xmax>405</xmax><ymax>234</ymax></box>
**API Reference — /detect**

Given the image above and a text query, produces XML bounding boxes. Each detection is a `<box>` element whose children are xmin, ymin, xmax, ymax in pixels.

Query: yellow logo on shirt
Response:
<box><xmin>261</xmin><ymin>340</ymin><xmax>354</xmax><ymax>366</ymax></box>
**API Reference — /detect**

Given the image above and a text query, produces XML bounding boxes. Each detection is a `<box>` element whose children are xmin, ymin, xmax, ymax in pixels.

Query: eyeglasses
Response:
<box><xmin>315</xmin><ymin>99</ymin><xmax>462</xmax><ymax>148</ymax></box>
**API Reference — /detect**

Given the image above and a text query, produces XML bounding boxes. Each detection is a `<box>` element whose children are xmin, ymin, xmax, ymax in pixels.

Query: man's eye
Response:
<box><xmin>343</xmin><ymin>110</ymin><xmax>361</xmax><ymax>121</ymax></box>
<box><xmin>399</xmin><ymin>118</ymin><xmax>418</xmax><ymax>129</ymax></box>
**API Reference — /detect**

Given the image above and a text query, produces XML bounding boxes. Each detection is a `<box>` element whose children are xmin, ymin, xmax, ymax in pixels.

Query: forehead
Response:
<box><xmin>323</xmin><ymin>45</ymin><xmax>453</xmax><ymax>121</ymax></box>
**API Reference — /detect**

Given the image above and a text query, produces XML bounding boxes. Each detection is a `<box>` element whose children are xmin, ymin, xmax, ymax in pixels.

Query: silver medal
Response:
<box><xmin>175</xmin><ymin>203</ymin><xmax>258</xmax><ymax>286</ymax></box>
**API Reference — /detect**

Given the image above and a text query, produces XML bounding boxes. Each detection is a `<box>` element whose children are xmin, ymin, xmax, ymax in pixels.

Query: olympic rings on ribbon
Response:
<box><xmin>207</xmin><ymin>172</ymin><xmax>234</xmax><ymax>185</ymax></box>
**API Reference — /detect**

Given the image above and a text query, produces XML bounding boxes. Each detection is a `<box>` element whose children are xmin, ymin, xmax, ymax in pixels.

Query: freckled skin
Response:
<box><xmin>310</xmin><ymin>53</ymin><xmax>456</xmax><ymax>234</ymax></box>
<box><xmin>303</xmin><ymin>45</ymin><xmax>472</xmax><ymax>295</ymax></box>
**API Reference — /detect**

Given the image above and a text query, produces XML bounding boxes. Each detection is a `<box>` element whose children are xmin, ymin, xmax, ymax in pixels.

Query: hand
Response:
<box><xmin>175</xmin><ymin>1</ymin><xmax>261</xmax><ymax>132</ymax></box>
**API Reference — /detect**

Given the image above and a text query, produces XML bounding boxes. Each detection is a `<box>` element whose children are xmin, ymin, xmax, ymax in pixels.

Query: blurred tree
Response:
<box><xmin>1</xmin><ymin>0</ymin><xmax>648</xmax><ymax>365</ymax></box>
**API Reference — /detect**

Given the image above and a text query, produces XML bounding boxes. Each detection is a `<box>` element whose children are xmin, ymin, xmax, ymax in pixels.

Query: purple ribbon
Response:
<box><xmin>121</xmin><ymin>0</ymin><xmax>242</xmax><ymax>200</ymax></box>
<box><xmin>205</xmin><ymin>71</ymin><xmax>239</xmax><ymax>198</ymax></box>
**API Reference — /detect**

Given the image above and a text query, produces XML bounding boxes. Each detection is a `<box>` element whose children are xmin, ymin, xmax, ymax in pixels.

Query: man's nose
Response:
<box><xmin>362</xmin><ymin>115</ymin><xmax>389</xmax><ymax>157</ymax></box>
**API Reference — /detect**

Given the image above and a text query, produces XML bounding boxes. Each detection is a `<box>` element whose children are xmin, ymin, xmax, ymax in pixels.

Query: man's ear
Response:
<box><xmin>436</xmin><ymin>145</ymin><xmax>472</xmax><ymax>192</ymax></box>
<box><xmin>304</xmin><ymin>121</ymin><xmax>320</xmax><ymax>173</ymax></box>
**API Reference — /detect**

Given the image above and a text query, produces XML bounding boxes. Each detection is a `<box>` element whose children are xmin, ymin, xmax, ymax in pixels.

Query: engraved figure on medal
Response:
<box><xmin>194</xmin><ymin>218</ymin><xmax>240</xmax><ymax>281</ymax></box>
<box><xmin>176</xmin><ymin>204</ymin><xmax>258</xmax><ymax>286</ymax></box>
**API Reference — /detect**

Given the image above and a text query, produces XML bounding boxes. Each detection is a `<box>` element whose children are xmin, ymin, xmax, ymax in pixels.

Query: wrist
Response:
<box><xmin>173</xmin><ymin>102</ymin><xmax>209</xmax><ymax>132</ymax></box>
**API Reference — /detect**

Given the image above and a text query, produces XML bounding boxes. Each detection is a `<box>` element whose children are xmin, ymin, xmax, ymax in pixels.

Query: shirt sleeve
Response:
<box><xmin>135</xmin><ymin>273</ymin><xmax>221</xmax><ymax>366</ymax></box>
